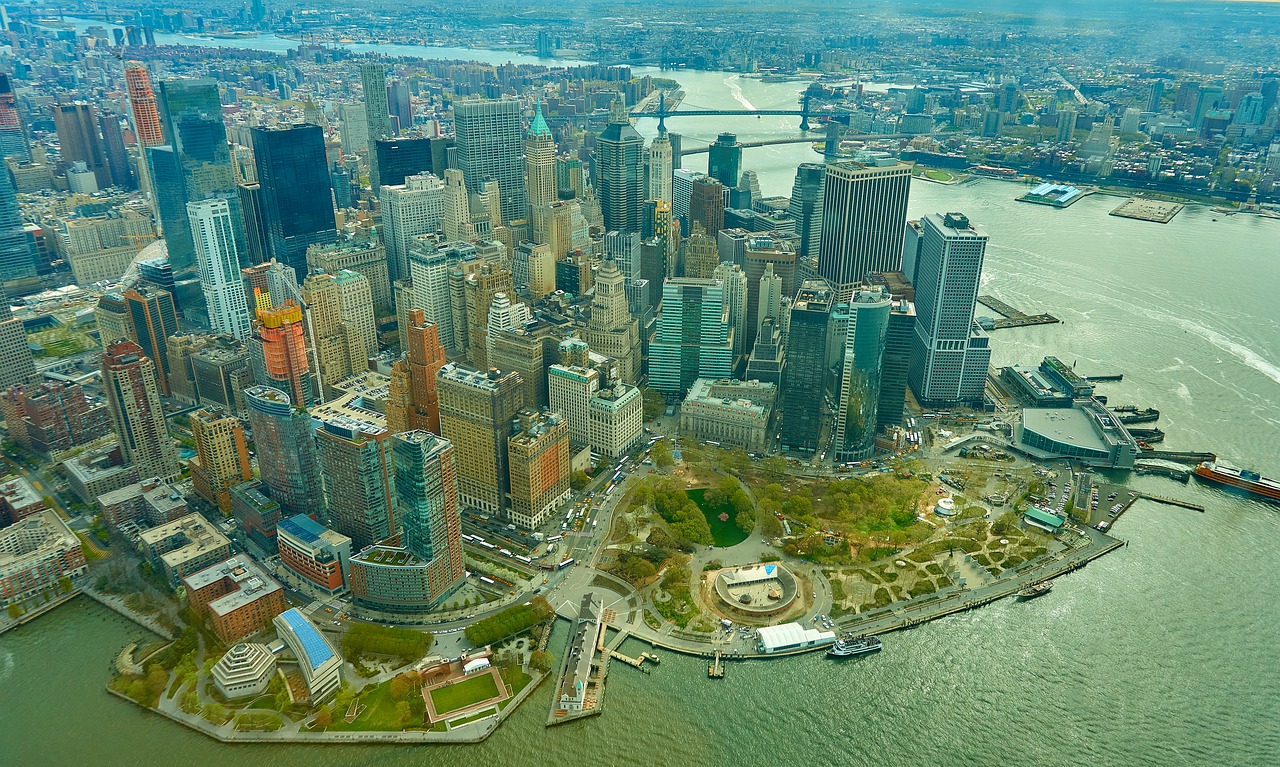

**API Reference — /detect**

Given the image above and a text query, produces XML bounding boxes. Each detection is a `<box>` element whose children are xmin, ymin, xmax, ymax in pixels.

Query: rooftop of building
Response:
<box><xmin>351</xmin><ymin>544</ymin><xmax>424</xmax><ymax>568</ymax></box>
<box><xmin>278</xmin><ymin>513</ymin><xmax>350</xmax><ymax>549</ymax></box>
<box><xmin>0</xmin><ymin>476</ymin><xmax>43</xmax><ymax>510</ymax></box>
<box><xmin>684</xmin><ymin>378</ymin><xmax>774</xmax><ymax>417</ymax></box>
<box><xmin>184</xmin><ymin>556</ymin><xmax>282</xmax><ymax>617</ymax></box>
<box><xmin>274</xmin><ymin>608</ymin><xmax>338</xmax><ymax>671</ymax></box>
<box><xmin>63</xmin><ymin>444</ymin><xmax>129</xmax><ymax>481</ymax></box>
<box><xmin>1021</xmin><ymin>401</ymin><xmax>1133</xmax><ymax>453</ymax></box>
<box><xmin>0</xmin><ymin>510</ymin><xmax>79</xmax><ymax>568</ymax></box>
<box><xmin>140</xmin><ymin>513</ymin><xmax>229</xmax><ymax>566</ymax></box>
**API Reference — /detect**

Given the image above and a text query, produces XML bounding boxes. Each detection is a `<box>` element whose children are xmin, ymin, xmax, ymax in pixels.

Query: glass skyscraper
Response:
<box><xmin>251</xmin><ymin>124</ymin><xmax>337</xmax><ymax>274</ymax></box>
<box><xmin>833</xmin><ymin>286</ymin><xmax>891</xmax><ymax>461</ymax></box>
<box><xmin>817</xmin><ymin>160</ymin><xmax>912</xmax><ymax>301</ymax></box>
<box><xmin>454</xmin><ymin>99</ymin><xmax>527</xmax><ymax>224</ymax></box>
<box><xmin>244</xmin><ymin>385</ymin><xmax>325</xmax><ymax>516</ymax></box>
<box><xmin>780</xmin><ymin>279</ymin><xmax>834</xmax><ymax>452</ymax></box>
<box><xmin>596</xmin><ymin>102</ymin><xmax>645</xmax><ymax>233</ymax></box>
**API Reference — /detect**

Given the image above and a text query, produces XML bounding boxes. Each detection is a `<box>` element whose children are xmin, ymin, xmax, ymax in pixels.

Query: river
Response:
<box><xmin>4</xmin><ymin>31</ymin><xmax>1280</xmax><ymax>767</ymax></box>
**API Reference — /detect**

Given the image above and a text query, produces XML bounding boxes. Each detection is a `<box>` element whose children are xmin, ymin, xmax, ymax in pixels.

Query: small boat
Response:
<box><xmin>1016</xmin><ymin>581</ymin><xmax>1053</xmax><ymax>601</ymax></box>
<box><xmin>828</xmin><ymin>635</ymin><xmax>882</xmax><ymax>657</ymax></box>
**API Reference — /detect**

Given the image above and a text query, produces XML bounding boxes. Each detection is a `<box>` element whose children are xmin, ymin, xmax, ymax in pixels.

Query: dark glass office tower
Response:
<box><xmin>145</xmin><ymin>145</ymin><xmax>195</xmax><ymax>271</ymax></box>
<box><xmin>98</xmin><ymin>112</ymin><xmax>135</xmax><ymax>190</ymax></box>
<box><xmin>780</xmin><ymin>279</ymin><xmax>834</xmax><ymax>453</ymax></box>
<box><xmin>788</xmin><ymin>163</ymin><xmax>825</xmax><ymax>264</ymax></box>
<box><xmin>373</xmin><ymin>136</ymin><xmax>433</xmax><ymax>188</ymax></box>
<box><xmin>251</xmin><ymin>124</ymin><xmax>337</xmax><ymax>275</ymax></box>
<box><xmin>237</xmin><ymin>182</ymin><xmax>269</xmax><ymax>266</ymax></box>
<box><xmin>595</xmin><ymin>100</ymin><xmax>645</xmax><ymax>233</ymax></box>
<box><xmin>0</xmin><ymin>167</ymin><xmax>36</xmax><ymax>289</ymax></box>
<box><xmin>707</xmin><ymin>132</ymin><xmax>741</xmax><ymax>188</ymax></box>
<box><xmin>156</xmin><ymin>78</ymin><xmax>244</xmax><ymax>273</ymax></box>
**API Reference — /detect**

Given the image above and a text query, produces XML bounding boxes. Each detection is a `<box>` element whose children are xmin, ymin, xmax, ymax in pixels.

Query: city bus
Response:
<box><xmin>557</xmin><ymin>558</ymin><xmax>575</xmax><ymax>570</ymax></box>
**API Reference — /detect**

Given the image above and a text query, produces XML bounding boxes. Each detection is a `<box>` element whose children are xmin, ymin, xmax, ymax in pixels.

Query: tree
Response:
<box><xmin>652</xmin><ymin>440</ymin><xmax>673</xmax><ymax>468</ymax></box>
<box><xmin>529</xmin><ymin>650</ymin><xmax>554</xmax><ymax>673</ymax></box>
<box><xmin>389</xmin><ymin>672</ymin><xmax>418</xmax><ymax>700</ymax></box>
<box><xmin>641</xmin><ymin>387</ymin><xmax>666</xmax><ymax>420</ymax></box>
<box><xmin>395</xmin><ymin>700</ymin><xmax>412</xmax><ymax>727</ymax></box>
<box><xmin>761</xmin><ymin>457</ymin><xmax>788</xmax><ymax>478</ymax></box>
<box><xmin>570</xmin><ymin>470</ymin><xmax>590</xmax><ymax>491</ymax></box>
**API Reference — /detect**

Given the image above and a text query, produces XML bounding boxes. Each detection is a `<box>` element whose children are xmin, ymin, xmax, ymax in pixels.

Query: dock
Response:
<box><xmin>1140</xmin><ymin>449</ymin><xmax>1216</xmax><ymax>465</ymax></box>
<box><xmin>607</xmin><ymin>649</ymin><xmax>658</xmax><ymax>671</ymax></box>
<box><xmin>1133</xmin><ymin>462</ymin><xmax>1190</xmax><ymax>482</ymax></box>
<box><xmin>977</xmin><ymin>295</ymin><xmax>1060</xmax><ymax>330</ymax></box>
<box><xmin>1136</xmin><ymin>493</ymin><xmax>1205</xmax><ymax>512</ymax></box>
<box><xmin>1085</xmin><ymin>374</ymin><xmax>1123</xmax><ymax>382</ymax></box>
<box><xmin>708</xmin><ymin>650</ymin><xmax>725</xmax><ymax>679</ymax></box>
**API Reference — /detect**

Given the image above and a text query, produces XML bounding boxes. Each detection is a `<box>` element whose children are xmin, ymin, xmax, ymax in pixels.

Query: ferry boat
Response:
<box><xmin>1016</xmin><ymin>581</ymin><xmax>1053</xmax><ymax>601</ymax></box>
<box><xmin>1193</xmin><ymin>462</ymin><xmax>1280</xmax><ymax>503</ymax></box>
<box><xmin>827</xmin><ymin>635</ymin><xmax>882</xmax><ymax>658</ymax></box>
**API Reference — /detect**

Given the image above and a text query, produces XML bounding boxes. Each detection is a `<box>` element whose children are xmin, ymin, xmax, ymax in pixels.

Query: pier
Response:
<box><xmin>1085</xmin><ymin>374</ymin><xmax>1124</xmax><ymax>382</ymax></box>
<box><xmin>1135</xmin><ymin>493</ymin><xmax>1205</xmax><ymax>512</ymax></box>
<box><xmin>708</xmin><ymin>651</ymin><xmax>725</xmax><ymax>679</ymax></box>
<box><xmin>1140</xmin><ymin>449</ymin><xmax>1216</xmax><ymax>464</ymax></box>
<box><xmin>547</xmin><ymin>593</ymin><xmax>607</xmax><ymax>727</ymax></box>
<box><xmin>977</xmin><ymin>295</ymin><xmax>1060</xmax><ymax>329</ymax></box>
<box><xmin>1133</xmin><ymin>462</ymin><xmax>1190</xmax><ymax>482</ymax></box>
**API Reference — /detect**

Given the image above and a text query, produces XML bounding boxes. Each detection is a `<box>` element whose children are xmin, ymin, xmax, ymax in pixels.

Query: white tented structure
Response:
<box><xmin>756</xmin><ymin>622</ymin><xmax>836</xmax><ymax>654</ymax></box>
<box><xmin>463</xmin><ymin>657</ymin><xmax>491</xmax><ymax>675</ymax></box>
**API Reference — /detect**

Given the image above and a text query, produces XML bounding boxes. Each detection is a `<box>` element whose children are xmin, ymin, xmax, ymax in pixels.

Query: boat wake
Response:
<box><xmin>724</xmin><ymin>75</ymin><xmax>756</xmax><ymax>111</ymax></box>
<box><xmin>1172</xmin><ymin>317</ymin><xmax>1280</xmax><ymax>387</ymax></box>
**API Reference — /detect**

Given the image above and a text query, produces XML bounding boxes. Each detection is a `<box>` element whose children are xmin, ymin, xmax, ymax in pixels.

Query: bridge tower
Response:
<box><xmin>800</xmin><ymin>92</ymin><xmax>812</xmax><ymax>131</ymax></box>
<box><xmin>823</xmin><ymin>121</ymin><xmax>841</xmax><ymax>161</ymax></box>
<box><xmin>657</xmin><ymin>92</ymin><xmax>667</xmax><ymax>133</ymax></box>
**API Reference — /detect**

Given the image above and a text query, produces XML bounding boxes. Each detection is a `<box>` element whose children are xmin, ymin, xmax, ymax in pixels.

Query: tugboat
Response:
<box><xmin>1016</xmin><ymin>581</ymin><xmax>1053</xmax><ymax>601</ymax></box>
<box><xmin>827</xmin><ymin>635</ymin><xmax>882</xmax><ymax>658</ymax></box>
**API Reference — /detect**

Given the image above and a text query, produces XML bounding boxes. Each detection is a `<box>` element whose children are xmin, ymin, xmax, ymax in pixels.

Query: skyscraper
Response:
<box><xmin>244</xmin><ymin>385</ymin><xmax>324</xmax><ymax>515</ymax></box>
<box><xmin>507</xmin><ymin>409</ymin><xmax>571</xmax><ymax>529</ymax></box>
<box><xmin>909</xmin><ymin>212</ymin><xmax>991</xmax><ymax>407</ymax></box>
<box><xmin>832</xmin><ymin>287</ymin><xmax>891</xmax><ymax>461</ymax></box>
<box><xmin>441</xmin><ymin>168</ymin><xmax>474</xmax><ymax>242</ymax></box>
<box><xmin>392</xmin><ymin>430</ymin><xmax>466</xmax><ymax>604</ymax></box>
<box><xmin>249</xmin><ymin>301</ymin><xmax>315</xmax><ymax>407</ymax></box>
<box><xmin>741</xmin><ymin>234</ymin><xmax>797</xmax><ymax>353</ymax></box>
<box><xmin>360</xmin><ymin>62</ymin><xmax>393</xmax><ymax>189</ymax></box>
<box><xmin>525</xmin><ymin>102</ymin><xmax>557</xmax><ymax>218</ymax></box>
<box><xmin>380</xmin><ymin>173</ymin><xmax>444</xmax><ymax>282</ymax></box>
<box><xmin>817</xmin><ymin>160</ymin><xmax>912</xmax><ymax>301</ymax></box>
<box><xmin>789</xmin><ymin>163</ymin><xmax>825</xmax><ymax>266</ymax></box>
<box><xmin>125</xmin><ymin>65</ymin><xmax>164</xmax><ymax>149</ymax></box>
<box><xmin>188</xmin><ymin>199</ymin><xmax>251</xmax><ymax>340</ymax></box>
<box><xmin>123</xmin><ymin>287</ymin><xmax>179</xmax><ymax>395</ymax></box>
<box><xmin>0</xmin><ymin>283</ymin><xmax>36</xmax><ymax>389</ymax></box>
<box><xmin>98</xmin><ymin>112</ymin><xmax>135</xmax><ymax>190</ymax></box>
<box><xmin>387</xmin><ymin>79</ymin><xmax>412</xmax><ymax>135</ymax></box>
<box><xmin>707</xmin><ymin>132</ymin><xmax>741</xmax><ymax>188</ymax></box>
<box><xmin>317</xmin><ymin>413</ymin><xmax>395</xmax><ymax>551</ymax></box>
<box><xmin>0</xmin><ymin>74</ymin><xmax>29</xmax><ymax>162</ymax></box>
<box><xmin>406</xmin><ymin>240</ymin><xmax>455</xmax><ymax>353</ymax></box>
<box><xmin>189</xmin><ymin>408</ymin><xmax>252</xmax><ymax>514</ymax></box>
<box><xmin>387</xmin><ymin>309</ymin><xmax>446</xmax><ymax>435</ymax></box>
<box><xmin>101</xmin><ymin>340</ymin><xmax>181</xmax><ymax>482</ymax></box>
<box><xmin>595</xmin><ymin>98</ymin><xmax>645</xmax><ymax>233</ymax></box>
<box><xmin>437</xmin><ymin>364</ymin><xmax>524</xmax><ymax>515</ymax></box>
<box><xmin>646</xmin><ymin>130</ymin><xmax>673</xmax><ymax>204</ymax></box>
<box><xmin>124</xmin><ymin>65</ymin><xmax>163</xmax><ymax>148</ymax></box>
<box><xmin>454</xmin><ymin>99</ymin><xmax>527</xmax><ymax>224</ymax></box>
<box><xmin>585</xmin><ymin>257</ymin><xmax>640</xmax><ymax>383</ymax></box>
<box><xmin>374</xmin><ymin>136</ymin><xmax>450</xmax><ymax>188</ymax></box>
<box><xmin>690</xmin><ymin>176</ymin><xmax>726</xmax><ymax>237</ymax></box>
<box><xmin>649</xmin><ymin>278</ymin><xmax>736</xmax><ymax>398</ymax></box>
<box><xmin>52</xmin><ymin>103</ymin><xmax>110</xmax><ymax>189</ymax></box>
<box><xmin>0</xmin><ymin>166</ymin><xmax>36</xmax><ymax>289</ymax></box>
<box><xmin>877</xmin><ymin>297</ymin><xmax>915</xmax><ymax>432</ymax></box>
<box><xmin>251</xmin><ymin>124</ymin><xmax>337</xmax><ymax>274</ymax></box>
<box><xmin>156</xmin><ymin>78</ymin><xmax>243</xmax><ymax>274</ymax></box>
<box><xmin>780</xmin><ymin>279</ymin><xmax>833</xmax><ymax>452</ymax></box>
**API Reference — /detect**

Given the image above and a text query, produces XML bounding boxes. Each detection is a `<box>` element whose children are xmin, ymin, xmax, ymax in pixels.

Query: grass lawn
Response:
<box><xmin>326</xmin><ymin>680</ymin><xmax>404</xmax><ymax>731</ymax></box>
<box><xmin>687</xmin><ymin>488</ymin><xmax>750</xmax><ymax>547</ymax></box>
<box><xmin>430</xmin><ymin>673</ymin><xmax>501</xmax><ymax>716</ymax></box>
<box><xmin>925</xmin><ymin>169</ymin><xmax>955</xmax><ymax>182</ymax></box>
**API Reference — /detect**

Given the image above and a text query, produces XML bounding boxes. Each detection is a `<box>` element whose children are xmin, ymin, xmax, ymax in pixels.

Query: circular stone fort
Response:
<box><xmin>713</xmin><ymin>563</ymin><xmax>799</xmax><ymax>616</ymax></box>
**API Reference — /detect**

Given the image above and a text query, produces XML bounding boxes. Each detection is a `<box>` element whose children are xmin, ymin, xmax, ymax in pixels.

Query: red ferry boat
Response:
<box><xmin>1193</xmin><ymin>462</ymin><xmax>1280</xmax><ymax>503</ymax></box>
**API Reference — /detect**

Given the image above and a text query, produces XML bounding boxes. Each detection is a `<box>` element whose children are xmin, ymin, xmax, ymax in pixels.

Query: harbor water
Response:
<box><xmin>4</xmin><ymin>32</ymin><xmax>1280</xmax><ymax>767</ymax></box>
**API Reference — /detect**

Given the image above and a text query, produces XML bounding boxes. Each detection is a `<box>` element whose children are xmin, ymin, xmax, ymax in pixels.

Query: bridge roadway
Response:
<box><xmin>679</xmin><ymin>133</ymin><xmax>915</xmax><ymax>155</ymax></box>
